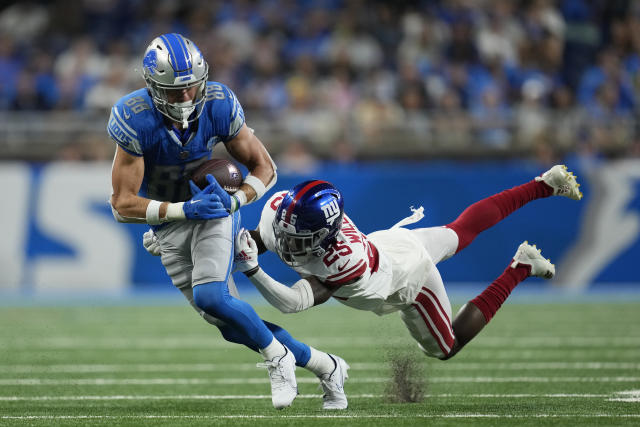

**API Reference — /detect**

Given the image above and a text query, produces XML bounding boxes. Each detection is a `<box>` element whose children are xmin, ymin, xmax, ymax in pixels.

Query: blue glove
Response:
<box><xmin>182</xmin><ymin>177</ymin><xmax>229</xmax><ymax>220</ymax></box>
<box><xmin>202</xmin><ymin>174</ymin><xmax>238</xmax><ymax>213</ymax></box>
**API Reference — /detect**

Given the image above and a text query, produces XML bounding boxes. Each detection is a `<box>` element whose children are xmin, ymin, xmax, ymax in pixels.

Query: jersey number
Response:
<box><xmin>124</xmin><ymin>96</ymin><xmax>150</xmax><ymax>114</ymax></box>
<box><xmin>146</xmin><ymin>160</ymin><xmax>206</xmax><ymax>202</ymax></box>
<box><xmin>270</xmin><ymin>195</ymin><xmax>284</xmax><ymax>211</ymax></box>
<box><xmin>323</xmin><ymin>241</ymin><xmax>352</xmax><ymax>267</ymax></box>
<box><xmin>206</xmin><ymin>84</ymin><xmax>226</xmax><ymax>101</ymax></box>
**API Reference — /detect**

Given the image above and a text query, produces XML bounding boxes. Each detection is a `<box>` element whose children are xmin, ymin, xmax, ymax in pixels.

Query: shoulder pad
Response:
<box><xmin>203</xmin><ymin>82</ymin><xmax>245</xmax><ymax>142</ymax></box>
<box><xmin>107</xmin><ymin>89</ymin><xmax>154</xmax><ymax>155</ymax></box>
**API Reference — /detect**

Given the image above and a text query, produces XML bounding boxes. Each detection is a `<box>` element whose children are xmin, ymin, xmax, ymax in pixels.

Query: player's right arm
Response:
<box><xmin>109</xmin><ymin>145</ymin><xmax>149</xmax><ymax>223</ymax></box>
<box><xmin>110</xmin><ymin>147</ymin><xmax>228</xmax><ymax>224</ymax></box>
<box><xmin>247</xmin><ymin>228</ymin><xmax>337</xmax><ymax>303</ymax></box>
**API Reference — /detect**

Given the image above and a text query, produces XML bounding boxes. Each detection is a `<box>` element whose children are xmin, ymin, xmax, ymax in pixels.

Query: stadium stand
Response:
<box><xmin>0</xmin><ymin>0</ymin><xmax>638</xmax><ymax>161</ymax></box>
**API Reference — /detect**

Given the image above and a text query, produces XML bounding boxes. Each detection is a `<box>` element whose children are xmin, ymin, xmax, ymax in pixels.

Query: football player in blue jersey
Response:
<box><xmin>108</xmin><ymin>33</ymin><xmax>348</xmax><ymax>410</ymax></box>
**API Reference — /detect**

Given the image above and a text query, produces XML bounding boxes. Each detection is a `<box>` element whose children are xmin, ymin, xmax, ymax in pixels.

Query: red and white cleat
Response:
<box><xmin>510</xmin><ymin>241</ymin><xmax>555</xmax><ymax>279</ymax></box>
<box><xmin>535</xmin><ymin>164</ymin><xmax>583</xmax><ymax>200</ymax></box>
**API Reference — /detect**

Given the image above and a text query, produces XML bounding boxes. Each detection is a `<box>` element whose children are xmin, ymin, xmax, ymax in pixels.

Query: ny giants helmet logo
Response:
<box><xmin>321</xmin><ymin>199</ymin><xmax>341</xmax><ymax>225</ymax></box>
<box><xmin>143</xmin><ymin>50</ymin><xmax>158</xmax><ymax>75</ymax></box>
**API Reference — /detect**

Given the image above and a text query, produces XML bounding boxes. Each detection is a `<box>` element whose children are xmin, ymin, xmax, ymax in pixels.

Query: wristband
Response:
<box><xmin>244</xmin><ymin>175</ymin><xmax>267</xmax><ymax>202</ymax></box>
<box><xmin>229</xmin><ymin>195</ymin><xmax>238</xmax><ymax>213</ymax></box>
<box><xmin>244</xmin><ymin>265</ymin><xmax>260</xmax><ymax>277</ymax></box>
<box><xmin>146</xmin><ymin>200</ymin><xmax>162</xmax><ymax>225</ymax></box>
<box><xmin>234</xmin><ymin>189</ymin><xmax>248</xmax><ymax>207</ymax></box>
<box><xmin>165</xmin><ymin>202</ymin><xmax>186</xmax><ymax>221</ymax></box>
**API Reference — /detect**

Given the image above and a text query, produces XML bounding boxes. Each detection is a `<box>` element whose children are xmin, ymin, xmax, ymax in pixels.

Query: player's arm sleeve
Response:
<box><xmin>106</xmin><ymin>105</ymin><xmax>143</xmax><ymax>156</ymax></box>
<box><xmin>245</xmin><ymin>268</ymin><xmax>337</xmax><ymax>313</ymax></box>
<box><xmin>245</xmin><ymin>268</ymin><xmax>314</xmax><ymax>313</ymax></box>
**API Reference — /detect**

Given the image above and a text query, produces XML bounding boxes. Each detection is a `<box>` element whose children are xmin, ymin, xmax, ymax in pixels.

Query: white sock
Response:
<box><xmin>304</xmin><ymin>347</ymin><xmax>336</xmax><ymax>377</ymax></box>
<box><xmin>259</xmin><ymin>337</ymin><xmax>286</xmax><ymax>361</ymax></box>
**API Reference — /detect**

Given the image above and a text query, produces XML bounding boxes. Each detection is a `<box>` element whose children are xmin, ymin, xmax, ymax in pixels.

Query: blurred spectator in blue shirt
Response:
<box><xmin>578</xmin><ymin>49</ymin><xmax>635</xmax><ymax>114</ymax></box>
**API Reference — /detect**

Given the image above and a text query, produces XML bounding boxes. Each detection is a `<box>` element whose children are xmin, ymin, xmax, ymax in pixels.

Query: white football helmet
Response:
<box><xmin>141</xmin><ymin>33</ymin><xmax>208</xmax><ymax>125</ymax></box>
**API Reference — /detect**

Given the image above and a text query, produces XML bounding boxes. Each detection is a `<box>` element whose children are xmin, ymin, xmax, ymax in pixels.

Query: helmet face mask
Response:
<box><xmin>273</xmin><ymin>222</ymin><xmax>331</xmax><ymax>267</ymax></box>
<box><xmin>142</xmin><ymin>33</ymin><xmax>209</xmax><ymax>126</ymax></box>
<box><xmin>273</xmin><ymin>180</ymin><xmax>344</xmax><ymax>267</ymax></box>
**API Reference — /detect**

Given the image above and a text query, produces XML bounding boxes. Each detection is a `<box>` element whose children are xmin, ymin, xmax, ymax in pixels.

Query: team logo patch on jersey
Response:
<box><xmin>321</xmin><ymin>199</ymin><xmax>341</xmax><ymax>225</ymax></box>
<box><xmin>143</xmin><ymin>50</ymin><xmax>158</xmax><ymax>75</ymax></box>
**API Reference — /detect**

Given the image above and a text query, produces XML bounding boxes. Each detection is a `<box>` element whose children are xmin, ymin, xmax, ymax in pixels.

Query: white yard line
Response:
<box><xmin>0</xmin><ymin>394</ymin><xmax>373</xmax><ymax>401</ymax></box>
<box><xmin>608</xmin><ymin>390</ymin><xmax>640</xmax><ymax>402</ymax></box>
<box><xmin>5</xmin><ymin>336</ymin><xmax>640</xmax><ymax>349</ymax></box>
<box><xmin>1</xmin><ymin>361</ymin><xmax>638</xmax><ymax>373</ymax></box>
<box><xmin>1</xmin><ymin>414</ymin><xmax>639</xmax><ymax>420</ymax></box>
<box><xmin>0</xmin><ymin>377</ymin><xmax>638</xmax><ymax>385</ymax></box>
<box><xmin>0</xmin><ymin>393</ymin><xmax>613</xmax><ymax>401</ymax></box>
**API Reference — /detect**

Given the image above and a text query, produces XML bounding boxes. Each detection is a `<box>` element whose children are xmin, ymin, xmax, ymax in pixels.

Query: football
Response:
<box><xmin>190</xmin><ymin>159</ymin><xmax>243</xmax><ymax>193</ymax></box>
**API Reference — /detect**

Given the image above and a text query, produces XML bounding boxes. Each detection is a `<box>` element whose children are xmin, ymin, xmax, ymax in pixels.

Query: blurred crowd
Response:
<box><xmin>1</xmin><ymin>0</ymin><xmax>639</xmax><ymax>164</ymax></box>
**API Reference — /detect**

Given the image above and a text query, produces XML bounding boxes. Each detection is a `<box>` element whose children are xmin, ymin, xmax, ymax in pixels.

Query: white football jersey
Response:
<box><xmin>259</xmin><ymin>192</ymin><xmax>435</xmax><ymax>315</ymax></box>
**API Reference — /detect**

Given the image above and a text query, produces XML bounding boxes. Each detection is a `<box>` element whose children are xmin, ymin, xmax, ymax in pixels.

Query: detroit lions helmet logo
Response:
<box><xmin>143</xmin><ymin>50</ymin><xmax>158</xmax><ymax>75</ymax></box>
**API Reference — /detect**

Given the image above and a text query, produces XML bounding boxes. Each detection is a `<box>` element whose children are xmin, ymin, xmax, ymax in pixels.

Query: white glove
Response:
<box><xmin>142</xmin><ymin>229</ymin><xmax>161</xmax><ymax>256</ymax></box>
<box><xmin>234</xmin><ymin>228</ymin><xmax>259</xmax><ymax>273</ymax></box>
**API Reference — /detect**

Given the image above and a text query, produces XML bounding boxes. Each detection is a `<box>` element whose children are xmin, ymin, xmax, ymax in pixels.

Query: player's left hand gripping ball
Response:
<box><xmin>234</xmin><ymin>228</ymin><xmax>259</xmax><ymax>273</ymax></box>
<box><xmin>202</xmin><ymin>173</ymin><xmax>237</xmax><ymax>213</ymax></box>
<box><xmin>183</xmin><ymin>176</ymin><xmax>229</xmax><ymax>220</ymax></box>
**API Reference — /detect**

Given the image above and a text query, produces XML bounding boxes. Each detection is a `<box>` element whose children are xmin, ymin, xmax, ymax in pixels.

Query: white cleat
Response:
<box><xmin>319</xmin><ymin>354</ymin><xmax>350</xmax><ymax>410</ymax></box>
<box><xmin>535</xmin><ymin>164</ymin><xmax>583</xmax><ymax>200</ymax></box>
<box><xmin>257</xmin><ymin>346</ymin><xmax>298</xmax><ymax>409</ymax></box>
<box><xmin>510</xmin><ymin>241</ymin><xmax>555</xmax><ymax>279</ymax></box>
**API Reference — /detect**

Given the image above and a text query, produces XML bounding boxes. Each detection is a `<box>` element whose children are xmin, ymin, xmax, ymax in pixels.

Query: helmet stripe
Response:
<box><xmin>174</xmin><ymin>33</ymin><xmax>192</xmax><ymax>69</ymax></box>
<box><xmin>159</xmin><ymin>34</ymin><xmax>180</xmax><ymax>71</ymax></box>
<box><xmin>160</xmin><ymin>33</ymin><xmax>190</xmax><ymax>73</ymax></box>
<box><xmin>285</xmin><ymin>180</ymin><xmax>330</xmax><ymax>223</ymax></box>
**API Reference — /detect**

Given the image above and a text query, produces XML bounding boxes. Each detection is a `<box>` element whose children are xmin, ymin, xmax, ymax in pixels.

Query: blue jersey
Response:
<box><xmin>107</xmin><ymin>82</ymin><xmax>245</xmax><ymax>202</ymax></box>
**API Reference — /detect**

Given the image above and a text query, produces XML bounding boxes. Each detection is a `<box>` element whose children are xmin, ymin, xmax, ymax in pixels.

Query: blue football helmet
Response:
<box><xmin>273</xmin><ymin>180</ymin><xmax>344</xmax><ymax>266</ymax></box>
<box><xmin>142</xmin><ymin>33</ymin><xmax>209</xmax><ymax>126</ymax></box>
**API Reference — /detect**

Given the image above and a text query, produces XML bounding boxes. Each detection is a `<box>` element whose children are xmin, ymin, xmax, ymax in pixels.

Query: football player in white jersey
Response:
<box><xmin>110</xmin><ymin>33</ymin><xmax>348</xmax><ymax>410</ymax></box>
<box><xmin>233</xmin><ymin>166</ymin><xmax>582</xmax><ymax>360</ymax></box>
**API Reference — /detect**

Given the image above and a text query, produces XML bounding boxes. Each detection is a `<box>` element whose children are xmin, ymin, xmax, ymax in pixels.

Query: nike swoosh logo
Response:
<box><xmin>123</xmin><ymin>108</ymin><xmax>131</xmax><ymax>119</ymax></box>
<box><xmin>337</xmin><ymin>260</ymin><xmax>350</xmax><ymax>271</ymax></box>
<box><xmin>190</xmin><ymin>199</ymin><xmax>201</xmax><ymax>204</ymax></box>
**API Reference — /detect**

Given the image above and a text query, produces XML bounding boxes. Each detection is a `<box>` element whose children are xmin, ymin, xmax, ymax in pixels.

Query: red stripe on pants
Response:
<box><xmin>414</xmin><ymin>292</ymin><xmax>455</xmax><ymax>355</ymax></box>
<box><xmin>412</xmin><ymin>304</ymin><xmax>449</xmax><ymax>356</ymax></box>
<box><xmin>422</xmin><ymin>287</ymin><xmax>452</xmax><ymax>328</ymax></box>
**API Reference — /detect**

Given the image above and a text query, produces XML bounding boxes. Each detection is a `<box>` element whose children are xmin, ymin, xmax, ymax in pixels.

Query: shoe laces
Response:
<box><xmin>319</xmin><ymin>365</ymin><xmax>343</xmax><ymax>394</ymax></box>
<box><xmin>257</xmin><ymin>359</ymin><xmax>288</xmax><ymax>387</ymax></box>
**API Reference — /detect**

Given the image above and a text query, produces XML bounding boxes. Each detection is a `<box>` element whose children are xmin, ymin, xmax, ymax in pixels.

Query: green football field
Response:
<box><xmin>1</xmin><ymin>300</ymin><xmax>639</xmax><ymax>426</ymax></box>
